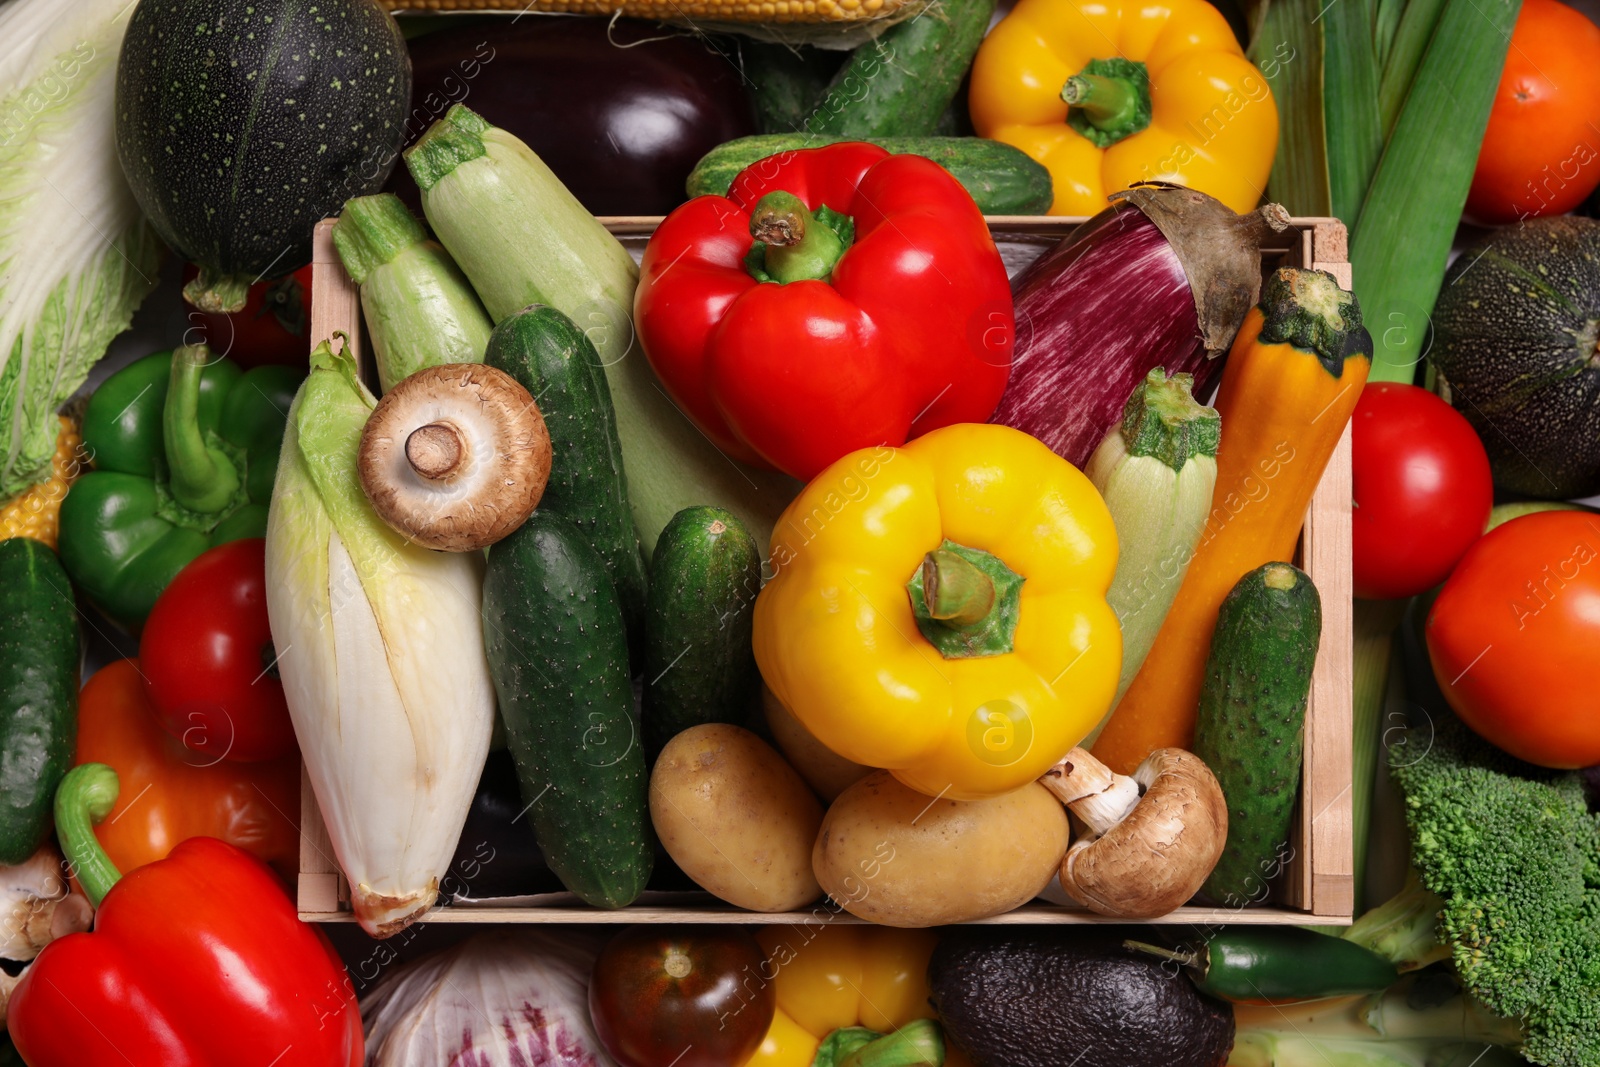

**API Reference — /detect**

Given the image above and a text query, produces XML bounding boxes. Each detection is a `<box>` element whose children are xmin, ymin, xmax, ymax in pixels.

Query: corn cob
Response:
<box><xmin>0</xmin><ymin>416</ymin><xmax>84</xmax><ymax>550</ymax></box>
<box><xmin>385</xmin><ymin>0</ymin><xmax>913</xmax><ymax>19</ymax></box>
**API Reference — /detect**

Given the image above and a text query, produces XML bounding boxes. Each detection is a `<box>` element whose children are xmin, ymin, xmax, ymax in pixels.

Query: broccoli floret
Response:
<box><xmin>1343</xmin><ymin>710</ymin><xmax>1600</xmax><ymax>1067</ymax></box>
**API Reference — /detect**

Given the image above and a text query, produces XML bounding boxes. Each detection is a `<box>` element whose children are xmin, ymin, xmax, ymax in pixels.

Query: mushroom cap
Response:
<box><xmin>358</xmin><ymin>363</ymin><xmax>552</xmax><ymax>552</ymax></box>
<box><xmin>1057</xmin><ymin>748</ymin><xmax>1228</xmax><ymax>919</ymax></box>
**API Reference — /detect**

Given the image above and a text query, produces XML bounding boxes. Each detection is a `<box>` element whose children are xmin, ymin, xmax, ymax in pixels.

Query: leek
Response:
<box><xmin>0</xmin><ymin>0</ymin><xmax>160</xmax><ymax>498</ymax></box>
<box><xmin>1352</xmin><ymin>0</ymin><xmax>1520</xmax><ymax>382</ymax></box>
<box><xmin>1083</xmin><ymin>369</ymin><xmax>1219</xmax><ymax>744</ymax></box>
<box><xmin>264</xmin><ymin>338</ymin><xmax>495</xmax><ymax>938</ymax></box>
<box><xmin>404</xmin><ymin>104</ymin><xmax>796</xmax><ymax>557</ymax></box>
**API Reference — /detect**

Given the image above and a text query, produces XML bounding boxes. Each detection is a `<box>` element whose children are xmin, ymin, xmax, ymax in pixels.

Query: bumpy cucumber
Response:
<box><xmin>642</xmin><ymin>507</ymin><xmax>763</xmax><ymax>762</ymax></box>
<box><xmin>805</xmin><ymin>0</ymin><xmax>995</xmax><ymax>138</ymax></box>
<box><xmin>0</xmin><ymin>538</ymin><xmax>80</xmax><ymax>865</ymax></box>
<box><xmin>1193</xmin><ymin>562</ymin><xmax>1322</xmax><ymax>906</ymax></box>
<box><xmin>482</xmin><ymin>511</ymin><xmax>652</xmax><ymax>908</ymax></box>
<box><xmin>687</xmin><ymin>134</ymin><xmax>1055</xmax><ymax>215</ymax></box>
<box><xmin>484</xmin><ymin>304</ymin><xmax>648</xmax><ymax>657</ymax></box>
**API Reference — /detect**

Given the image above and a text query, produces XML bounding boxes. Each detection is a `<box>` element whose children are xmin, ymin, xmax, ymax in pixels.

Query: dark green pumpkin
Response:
<box><xmin>115</xmin><ymin>0</ymin><xmax>410</xmax><ymax>312</ymax></box>
<box><xmin>1431</xmin><ymin>216</ymin><xmax>1600</xmax><ymax>498</ymax></box>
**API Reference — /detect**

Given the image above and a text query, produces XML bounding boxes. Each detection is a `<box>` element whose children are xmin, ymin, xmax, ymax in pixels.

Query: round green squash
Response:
<box><xmin>115</xmin><ymin>0</ymin><xmax>411</xmax><ymax>313</ymax></box>
<box><xmin>1431</xmin><ymin>216</ymin><xmax>1600</xmax><ymax>499</ymax></box>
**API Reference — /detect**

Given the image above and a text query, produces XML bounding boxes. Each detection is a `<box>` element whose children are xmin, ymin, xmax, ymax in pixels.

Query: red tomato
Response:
<box><xmin>1427</xmin><ymin>510</ymin><xmax>1600</xmax><ymax>769</ymax></box>
<box><xmin>1351</xmin><ymin>383</ymin><xmax>1493</xmax><ymax>600</ymax></box>
<box><xmin>140</xmin><ymin>539</ymin><xmax>297</xmax><ymax>763</ymax></box>
<box><xmin>589</xmin><ymin>927</ymin><xmax>773</xmax><ymax>1067</ymax></box>
<box><xmin>179</xmin><ymin>264</ymin><xmax>312</xmax><ymax>368</ymax></box>
<box><xmin>1465</xmin><ymin>0</ymin><xmax>1600</xmax><ymax>224</ymax></box>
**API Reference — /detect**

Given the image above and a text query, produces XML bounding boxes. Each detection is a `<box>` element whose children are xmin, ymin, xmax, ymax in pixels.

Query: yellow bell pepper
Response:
<box><xmin>744</xmin><ymin>926</ymin><xmax>976</xmax><ymax>1067</ymax></box>
<box><xmin>752</xmin><ymin>423</ymin><xmax>1120</xmax><ymax>801</ymax></box>
<box><xmin>968</xmin><ymin>0</ymin><xmax>1279</xmax><ymax>216</ymax></box>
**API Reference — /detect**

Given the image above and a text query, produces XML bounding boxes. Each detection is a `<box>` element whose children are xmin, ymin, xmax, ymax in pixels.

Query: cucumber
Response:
<box><xmin>0</xmin><ymin>538</ymin><xmax>80</xmax><ymax>865</ymax></box>
<box><xmin>1193</xmin><ymin>562</ymin><xmax>1322</xmax><ymax>907</ymax></box>
<box><xmin>806</xmin><ymin>0</ymin><xmax>995</xmax><ymax>138</ymax></box>
<box><xmin>688</xmin><ymin>134</ymin><xmax>1054</xmax><ymax>215</ymax></box>
<box><xmin>642</xmin><ymin>508</ymin><xmax>763</xmax><ymax>762</ymax></box>
<box><xmin>482</xmin><ymin>511</ymin><xmax>653</xmax><ymax>908</ymax></box>
<box><xmin>484</xmin><ymin>305</ymin><xmax>648</xmax><ymax>656</ymax></box>
<box><xmin>742</xmin><ymin>41</ymin><xmax>846</xmax><ymax>133</ymax></box>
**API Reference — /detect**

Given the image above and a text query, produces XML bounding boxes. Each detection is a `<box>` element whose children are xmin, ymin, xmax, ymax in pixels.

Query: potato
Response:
<box><xmin>813</xmin><ymin>771</ymin><xmax>1070</xmax><ymax>927</ymax></box>
<box><xmin>762</xmin><ymin>685</ymin><xmax>870</xmax><ymax>802</ymax></box>
<box><xmin>651</xmin><ymin>724</ymin><xmax>824</xmax><ymax>911</ymax></box>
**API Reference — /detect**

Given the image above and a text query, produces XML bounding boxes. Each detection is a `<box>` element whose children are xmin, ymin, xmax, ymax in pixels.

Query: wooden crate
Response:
<box><xmin>298</xmin><ymin>215</ymin><xmax>1356</xmax><ymax>926</ymax></box>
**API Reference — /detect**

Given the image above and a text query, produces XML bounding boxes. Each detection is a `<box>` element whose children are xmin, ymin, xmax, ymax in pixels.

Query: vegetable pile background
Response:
<box><xmin>1</xmin><ymin>0</ymin><xmax>1599</xmax><ymax>1064</ymax></box>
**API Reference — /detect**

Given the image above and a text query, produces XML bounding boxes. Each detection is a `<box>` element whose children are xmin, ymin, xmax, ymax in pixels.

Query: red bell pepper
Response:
<box><xmin>635</xmin><ymin>143</ymin><xmax>1015</xmax><ymax>481</ymax></box>
<box><xmin>6</xmin><ymin>764</ymin><xmax>361</xmax><ymax>1066</ymax></box>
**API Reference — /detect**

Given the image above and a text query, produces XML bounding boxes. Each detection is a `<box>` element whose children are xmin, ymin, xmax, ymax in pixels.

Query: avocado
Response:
<box><xmin>928</xmin><ymin>927</ymin><xmax>1235</xmax><ymax>1067</ymax></box>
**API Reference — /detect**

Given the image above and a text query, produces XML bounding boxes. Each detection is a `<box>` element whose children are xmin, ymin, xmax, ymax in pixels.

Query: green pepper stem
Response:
<box><xmin>164</xmin><ymin>343</ymin><xmax>241</xmax><ymax>514</ymax></box>
<box><xmin>922</xmin><ymin>548</ymin><xmax>996</xmax><ymax>627</ymax></box>
<box><xmin>55</xmin><ymin>764</ymin><xmax>124</xmax><ymax>910</ymax></box>
<box><xmin>1061</xmin><ymin>57</ymin><xmax>1153</xmax><ymax>147</ymax></box>
<box><xmin>1123</xmin><ymin>939</ymin><xmax>1200</xmax><ymax>970</ymax></box>
<box><xmin>837</xmin><ymin>1020</ymin><xmax>945</xmax><ymax>1067</ymax></box>
<box><xmin>749</xmin><ymin>191</ymin><xmax>846</xmax><ymax>284</ymax></box>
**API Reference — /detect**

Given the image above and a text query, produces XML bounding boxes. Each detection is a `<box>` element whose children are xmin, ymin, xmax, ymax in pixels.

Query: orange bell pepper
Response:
<box><xmin>73</xmin><ymin>659</ymin><xmax>300</xmax><ymax>882</ymax></box>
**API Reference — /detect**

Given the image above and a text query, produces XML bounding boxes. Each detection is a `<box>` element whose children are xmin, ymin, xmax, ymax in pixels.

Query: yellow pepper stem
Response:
<box><xmin>1061</xmin><ymin>57</ymin><xmax>1152</xmax><ymax>148</ymax></box>
<box><xmin>922</xmin><ymin>548</ymin><xmax>995</xmax><ymax>626</ymax></box>
<box><xmin>907</xmin><ymin>539</ymin><xmax>1023</xmax><ymax>659</ymax></box>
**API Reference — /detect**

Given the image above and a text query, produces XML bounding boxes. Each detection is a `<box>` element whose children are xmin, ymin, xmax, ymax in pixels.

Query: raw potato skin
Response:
<box><xmin>814</xmin><ymin>771</ymin><xmax>1070</xmax><ymax>927</ymax></box>
<box><xmin>762</xmin><ymin>686</ymin><xmax>870</xmax><ymax>802</ymax></box>
<box><xmin>650</xmin><ymin>724</ymin><xmax>824</xmax><ymax>911</ymax></box>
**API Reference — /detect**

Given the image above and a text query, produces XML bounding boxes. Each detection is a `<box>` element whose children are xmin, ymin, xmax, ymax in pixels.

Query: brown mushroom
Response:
<box><xmin>1039</xmin><ymin>745</ymin><xmax>1227</xmax><ymax>919</ymax></box>
<box><xmin>358</xmin><ymin>363</ymin><xmax>552</xmax><ymax>551</ymax></box>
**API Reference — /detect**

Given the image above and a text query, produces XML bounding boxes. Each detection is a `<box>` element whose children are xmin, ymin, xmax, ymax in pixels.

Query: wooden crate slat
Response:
<box><xmin>298</xmin><ymin>215</ymin><xmax>1356</xmax><ymax>926</ymax></box>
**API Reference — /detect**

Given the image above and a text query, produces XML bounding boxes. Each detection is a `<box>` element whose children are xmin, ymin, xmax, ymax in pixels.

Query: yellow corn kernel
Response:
<box><xmin>0</xmin><ymin>415</ymin><xmax>85</xmax><ymax>551</ymax></box>
<box><xmin>379</xmin><ymin>0</ymin><xmax>915</xmax><ymax>19</ymax></box>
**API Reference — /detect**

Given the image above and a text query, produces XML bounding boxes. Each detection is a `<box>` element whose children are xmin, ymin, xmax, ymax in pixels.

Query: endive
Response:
<box><xmin>1083</xmin><ymin>368</ymin><xmax>1219</xmax><ymax>743</ymax></box>
<box><xmin>264</xmin><ymin>338</ymin><xmax>494</xmax><ymax>938</ymax></box>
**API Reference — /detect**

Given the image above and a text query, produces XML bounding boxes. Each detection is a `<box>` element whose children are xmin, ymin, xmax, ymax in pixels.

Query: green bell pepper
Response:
<box><xmin>59</xmin><ymin>344</ymin><xmax>301</xmax><ymax>631</ymax></box>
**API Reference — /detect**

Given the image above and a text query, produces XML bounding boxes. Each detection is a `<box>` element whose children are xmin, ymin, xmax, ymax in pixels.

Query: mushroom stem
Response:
<box><xmin>405</xmin><ymin>422</ymin><xmax>466</xmax><ymax>481</ymax></box>
<box><xmin>1040</xmin><ymin>746</ymin><xmax>1142</xmax><ymax>836</ymax></box>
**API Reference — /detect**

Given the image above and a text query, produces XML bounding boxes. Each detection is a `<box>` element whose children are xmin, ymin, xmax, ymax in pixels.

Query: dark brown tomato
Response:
<box><xmin>589</xmin><ymin>926</ymin><xmax>774</xmax><ymax>1067</ymax></box>
<box><xmin>396</xmin><ymin>18</ymin><xmax>757</xmax><ymax>216</ymax></box>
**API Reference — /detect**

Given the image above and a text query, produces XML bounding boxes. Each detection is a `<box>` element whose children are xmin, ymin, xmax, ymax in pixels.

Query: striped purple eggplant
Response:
<box><xmin>992</xmin><ymin>184</ymin><xmax>1290</xmax><ymax>468</ymax></box>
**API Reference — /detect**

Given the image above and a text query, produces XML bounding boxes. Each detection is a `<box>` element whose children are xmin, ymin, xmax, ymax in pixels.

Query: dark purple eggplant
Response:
<box><xmin>991</xmin><ymin>184</ymin><xmax>1290</xmax><ymax>468</ymax></box>
<box><xmin>444</xmin><ymin>750</ymin><xmax>563</xmax><ymax>901</ymax></box>
<box><xmin>395</xmin><ymin>18</ymin><xmax>756</xmax><ymax>216</ymax></box>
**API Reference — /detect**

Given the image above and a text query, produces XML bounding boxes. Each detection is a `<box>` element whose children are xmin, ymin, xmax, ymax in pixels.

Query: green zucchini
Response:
<box><xmin>482</xmin><ymin>511</ymin><xmax>652</xmax><ymax>908</ymax></box>
<box><xmin>407</xmin><ymin>104</ymin><xmax>796</xmax><ymax>557</ymax></box>
<box><xmin>332</xmin><ymin>193</ymin><xmax>493</xmax><ymax>393</ymax></box>
<box><xmin>642</xmin><ymin>508</ymin><xmax>762</xmax><ymax>762</ymax></box>
<box><xmin>1193</xmin><ymin>562</ymin><xmax>1322</xmax><ymax>907</ymax></box>
<box><xmin>0</xmin><ymin>538</ymin><xmax>80</xmax><ymax>865</ymax></box>
<box><xmin>806</xmin><ymin>0</ymin><xmax>995</xmax><ymax>138</ymax></box>
<box><xmin>484</xmin><ymin>305</ymin><xmax>647</xmax><ymax>655</ymax></box>
<box><xmin>688</xmin><ymin>134</ymin><xmax>1054</xmax><ymax>215</ymax></box>
<box><xmin>1083</xmin><ymin>369</ymin><xmax>1219</xmax><ymax>746</ymax></box>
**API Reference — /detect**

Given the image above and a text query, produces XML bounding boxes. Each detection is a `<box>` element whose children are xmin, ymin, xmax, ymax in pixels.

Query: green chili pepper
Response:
<box><xmin>58</xmin><ymin>344</ymin><xmax>300</xmax><ymax>631</ymax></box>
<box><xmin>1124</xmin><ymin>928</ymin><xmax>1399</xmax><ymax>1004</ymax></box>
